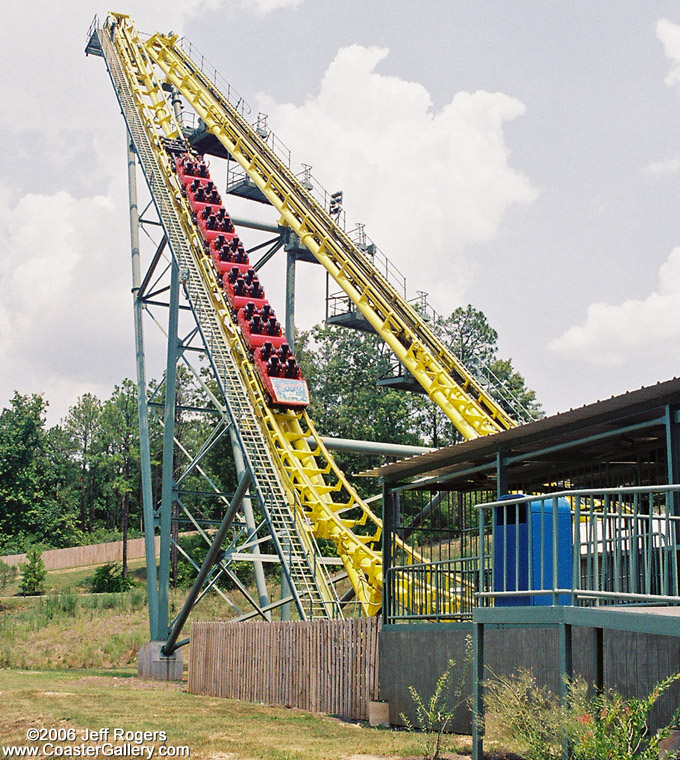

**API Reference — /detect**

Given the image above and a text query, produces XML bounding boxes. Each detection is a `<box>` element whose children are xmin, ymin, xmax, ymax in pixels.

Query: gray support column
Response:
<box><xmin>158</xmin><ymin>259</ymin><xmax>181</xmax><ymax>638</ymax></box>
<box><xmin>127</xmin><ymin>137</ymin><xmax>159</xmax><ymax>640</ymax></box>
<box><xmin>285</xmin><ymin>251</ymin><xmax>296</xmax><ymax>350</ymax></box>
<box><xmin>228</xmin><ymin>427</ymin><xmax>270</xmax><ymax>615</ymax></box>
<box><xmin>280</xmin><ymin>249</ymin><xmax>297</xmax><ymax>621</ymax></box>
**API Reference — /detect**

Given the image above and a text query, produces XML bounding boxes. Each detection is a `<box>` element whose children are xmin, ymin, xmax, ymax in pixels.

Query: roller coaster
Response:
<box><xmin>86</xmin><ymin>13</ymin><xmax>528</xmax><ymax>632</ymax></box>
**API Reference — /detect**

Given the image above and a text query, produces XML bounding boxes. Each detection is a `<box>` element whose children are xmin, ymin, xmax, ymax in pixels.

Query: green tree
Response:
<box><xmin>296</xmin><ymin>325</ymin><xmax>425</xmax><ymax>482</ymax></box>
<box><xmin>435</xmin><ymin>304</ymin><xmax>498</xmax><ymax>367</ymax></box>
<box><xmin>19</xmin><ymin>546</ymin><xmax>47</xmax><ymax>595</ymax></box>
<box><xmin>434</xmin><ymin>305</ymin><xmax>543</xmax><ymax>422</ymax></box>
<box><xmin>0</xmin><ymin>559</ymin><xmax>17</xmax><ymax>593</ymax></box>
<box><xmin>0</xmin><ymin>393</ymin><xmax>50</xmax><ymax>551</ymax></box>
<box><xmin>64</xmin><ymin>393</ymin><xmax>102</xmax><ymax>532</ymax></box>
<box><xmin>100</xmin><ymin>381</ymin><xmax>139</xmax><ymax>577</ymax></box>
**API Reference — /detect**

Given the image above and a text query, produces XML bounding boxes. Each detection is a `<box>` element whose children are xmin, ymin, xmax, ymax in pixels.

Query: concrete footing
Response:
<box><xmin>137</xmin><ymin>641</ymin><xmax>183</xmax><ymax>681</ymax></box>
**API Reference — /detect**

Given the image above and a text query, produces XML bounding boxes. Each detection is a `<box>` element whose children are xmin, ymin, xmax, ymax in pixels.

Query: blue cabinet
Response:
<box><xmin>493</xmin><ymin>497</ymin><xmax>573</xmax><ymax>606</ymax></box>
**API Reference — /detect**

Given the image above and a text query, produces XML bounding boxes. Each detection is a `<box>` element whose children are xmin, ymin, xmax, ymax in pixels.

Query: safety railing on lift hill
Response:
<box><xmin>176</xmin><ymin>36</ymin><xmax>252</xmax><ymax>117</ymax></box>
<box><xmin>385</xmin><ymin>485</ymin><xmax>680</xmax><ymax>623</ymax></box>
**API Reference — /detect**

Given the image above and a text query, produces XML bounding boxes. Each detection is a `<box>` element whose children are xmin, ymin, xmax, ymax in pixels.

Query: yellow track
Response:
<box><xmin>100</xmin><ymin>13</ymin><xmax>495</xmax><ymax>616</ymax></box>
<box><xmin>142</xmin><ymin>28</ymin><xmax>516</xmax><ymax>441</ymax></box>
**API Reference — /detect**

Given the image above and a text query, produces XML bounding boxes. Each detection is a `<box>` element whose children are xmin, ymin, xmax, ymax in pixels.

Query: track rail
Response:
<box><xmin>93</xmin><ymin>13</ymin><xmax>483</xmax><ymax>617</ymax></box>
<box><xmin>98</xmin><ymin>17</ymin><xmax>339</xmax><ymax>619</ymax></box>
<box><xmin>143</xmin><ymin>29</ymin><xmax>516</xmax><ymax>440</ymax></box>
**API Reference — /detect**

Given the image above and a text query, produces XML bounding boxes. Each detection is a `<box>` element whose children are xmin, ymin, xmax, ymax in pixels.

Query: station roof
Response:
<box><xmin>365</xmin><ymin>377</ymin><xmax>680</xmax><ymax>490</ymax></box>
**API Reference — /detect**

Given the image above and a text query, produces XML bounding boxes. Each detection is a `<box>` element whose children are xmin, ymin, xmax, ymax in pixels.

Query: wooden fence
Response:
<box><xmin>188</xmin><ymin>617</ymin><xmax>380</xmax><ymax>720</ymax></box>
<box><xmin>1</xmin><ymin>536</ymin><xmax>160</xmax><ymax>570</ymax></box>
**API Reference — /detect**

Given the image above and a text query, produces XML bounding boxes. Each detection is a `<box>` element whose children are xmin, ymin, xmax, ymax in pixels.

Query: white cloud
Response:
<box><xmin>256</xmin><ymin>44</ymin><xmax>538</xmax><ymax>310</ymax></box>
<box><xmin>657</xmin><ymin>18</ymin><xmax>680</xmax><ymax>87</ymax></box>
<box><xmin>0</xmin><ymin>180</ymin><xmax>139</xmax><ymax>423</ymax></box>
<box><xmin>549</xmin><ymin>247</ymin><xmax>680</xmax><ymax>365</ymax></box>
<box><xmin>240</xmin><ymin>0</ymin><xmax>303</xmax><ymax>15</ymax></box>
<box><xmin>645</xmin><ymin>154</ymin><xmax>680</xmax><ymax>175</ymax></box>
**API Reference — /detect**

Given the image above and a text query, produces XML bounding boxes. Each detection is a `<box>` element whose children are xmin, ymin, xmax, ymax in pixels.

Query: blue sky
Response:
<box><xmin>2</xmin><ymin>1</ymin><xmax>680</xmax><ymax>424</ymax></box>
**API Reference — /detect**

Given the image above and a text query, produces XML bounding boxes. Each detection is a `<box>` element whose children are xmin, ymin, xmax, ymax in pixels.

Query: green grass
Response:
<box><xmin>1</xmin><ymin>557</ymin><xmax>149</xmax><ymax>598</ymax></box>
<box><xmin>0</xmin><ymin>669</ymin><xmax>470</xmax><ymax>760</ymax></box>
<box><xmin>0</xmin><ymin>558</ymin><xmax>475</xmax><ymax>758</ymax></box>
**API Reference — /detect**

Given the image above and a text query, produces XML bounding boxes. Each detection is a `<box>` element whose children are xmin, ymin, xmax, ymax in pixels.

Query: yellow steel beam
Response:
<box><xmin>142</xmin><ymin>31</ymin><xmax>516</xmax><ymax>440</ymax></box>
<box><xmin>104</xmin><ymin>13</ymin><xmax>470</xmax><ymax>617</ymax></box>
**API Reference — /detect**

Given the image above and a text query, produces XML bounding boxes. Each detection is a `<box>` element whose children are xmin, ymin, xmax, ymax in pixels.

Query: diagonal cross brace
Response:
<box><xmin>162</xmin><ymin>470</ymin><xmax>252</xmax><ymax>656</ymax></box>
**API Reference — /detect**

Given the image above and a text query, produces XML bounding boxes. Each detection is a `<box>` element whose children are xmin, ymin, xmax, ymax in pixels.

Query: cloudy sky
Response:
<box><xmin>2</xmin><ymin>1</ymin><xmax>680</xmax><ymax>425</ymax></box>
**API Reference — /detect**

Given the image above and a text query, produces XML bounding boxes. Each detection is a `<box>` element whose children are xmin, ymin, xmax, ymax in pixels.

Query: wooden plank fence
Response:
<box><xmin>1</xmin><ymin>536</ymin><xmax>161</xmax><ymax>570</ymax></box>
<box><xmin>188</xmin><ymin>617</ymin><xmax>380</xmax><ymax>720</ymax></box>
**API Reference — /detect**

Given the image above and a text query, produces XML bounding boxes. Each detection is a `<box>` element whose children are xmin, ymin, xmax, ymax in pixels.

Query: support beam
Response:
<box><xmin>230</xmin><ymin>215</ymin><xmax>280</xmax><ymax>234</ymax></box>
<box><xmin>305</xmin><ymin>436</ymin><xmax>433</xmax><ymax>457</ymax></box>
<box><xmin>162</xmin><ymin>471</ymin><xmax>252</xmax><ymax>656</ymax></box>
<box><xmin>285</xmin><ymin>251</ymin><xmax>296</xmax><ymax>350</ymax></box>
<box><xmin>381</xmin><ymin>481</ymin><xmax>395</xmax><ymax>620</ymax></box>
<box><xmin>228</xmin><ymin>426</ymin><xmax>270</xmax><ymax>615</ymax></box>
<box><xmin>495</xmin><ymin>450</ymin><xmax>508</xmax><ymax>498</ymax></box>
<box><xmin>665</xmin><ymin>404</ymin><xmax>680</xmax><ymax>516</ymax></box>
<box><xmin>157</xmin><ymin>259</ymin><xmax>181</xmax><ymax>638</ymax></box>
<box><xmin>127</xmin><ymin>137</ymin><xmax>159</xmax><ymax>640</ymax></box>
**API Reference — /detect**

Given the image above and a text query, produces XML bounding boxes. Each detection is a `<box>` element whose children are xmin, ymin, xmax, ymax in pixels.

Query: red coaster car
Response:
<box><xmin>254</xmin><ymin>343</ymin><xmax>309</xmax><ymax>408</ymax></box>
<box><xmin>176</xmin><ymin>155</ymin><xmax>210</xmax><ymax>182</ymax></box>
<box><xmin>209</xmin><ymin>234</ymin><xmax>241</xmax><ymax>257</ymax></box>
<box><xmin>223</xmin><ymin>276</ymin><xmax>268</xmax><ymax>312</ymax></box>
<box><xmin>237</xmin><ymin>304</ymin><xmax>287</xmax><ymax>350</ymax></box>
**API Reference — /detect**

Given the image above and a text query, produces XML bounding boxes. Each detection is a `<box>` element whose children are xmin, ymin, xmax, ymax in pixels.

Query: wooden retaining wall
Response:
<box><xmin>1</xmin><ymin>536</ymin><xmax>160</xmax><ymax>570</ymax></box>
<box><xmin>188</xmin><ymin>618</ymin><xmax>380</xmax><ymax>721</ymax></box>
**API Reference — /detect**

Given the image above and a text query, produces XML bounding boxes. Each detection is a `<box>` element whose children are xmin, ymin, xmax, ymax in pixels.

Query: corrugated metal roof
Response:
<box><xmin>364</xmin><ymin>377</ymin><xmax>680</xmax><ymax>483</ymax></box>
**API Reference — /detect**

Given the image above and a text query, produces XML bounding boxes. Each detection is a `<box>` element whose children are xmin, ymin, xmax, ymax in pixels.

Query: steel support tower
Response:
<box><xmin>86</xmin><ymin>12</ymin><xmax>528</xmax><ymax>654</ymax></box>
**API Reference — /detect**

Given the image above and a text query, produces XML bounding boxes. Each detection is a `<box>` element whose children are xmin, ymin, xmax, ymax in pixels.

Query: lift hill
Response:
<box><xmin>87</xmin><ymin>12</ymin><xmax>519</xmax><ymax>627</ymax></box>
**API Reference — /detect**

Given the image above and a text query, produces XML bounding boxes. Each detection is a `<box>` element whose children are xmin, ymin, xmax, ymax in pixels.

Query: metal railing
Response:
<box><xmin>385</xmin><ymin>555</ymin><xmax>491</xmax><ymax>622</ymax></box>
<box><xmin>385</xmin><ymin>485</ymin><xmax>680</xmax><ymax>623</ymax></box>
<box><xmin>477</xmin><ymin>486</ymin><xmax>680</xmax><ymax>608</ymax></box>
<box><xmin>176</xmin><ymin>37</ymin><xmax>251</xmax><ymax>117</ymax></box>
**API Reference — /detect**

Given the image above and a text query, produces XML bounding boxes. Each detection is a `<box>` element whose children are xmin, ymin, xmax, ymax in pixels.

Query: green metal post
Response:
<box><xmin>382</xmin><ymin>480</ymin><xmax>394</xmax><ymax>621</ymax></box>
<box><xmin>472</xmin><ymin>621</ymin><xmax>485</xmax><ymax>760</ymax></box>
<box><xmin>126</xmin><ymin>137</ymin><xmax>159</xmax><ymax>640</ymax></box>
<box><xmin>552</xmin><ymin>496</ymin><xmax>559</xmax><ymax>606</ymax></box>
<box><xmin>495</xmin><ymin>450</ymin><xmax>508</xmax><ymax>498</ymax></box>
<box><xmin>280</xmin><ymin>250</ymin><xmax>297</xmax><ymax>621</ymax></box>
<box><xmin>158</xmin><ymin>258</ymin><xmax>181</xmax><ymax>638</ymax></box>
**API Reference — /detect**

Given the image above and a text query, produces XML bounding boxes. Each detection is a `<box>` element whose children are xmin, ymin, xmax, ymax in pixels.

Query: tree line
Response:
<box><xmin>0</xmin><ymin>306</ymin><xmax>541</xmax><ymax>563</ymax></box>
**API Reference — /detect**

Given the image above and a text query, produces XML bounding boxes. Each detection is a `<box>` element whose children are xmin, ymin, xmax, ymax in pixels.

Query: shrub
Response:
<box><xmin>19</xmin><ymin>547</ymin><xmax>47</xmax><ymax>596</ymax></box>
<box><xmin>91</xmin><ymin>563</ymin><xmax>135</xmax><ymax>593</ymax></box>
<box><xmin>400</xmin><ymin>636</ymin><xmax>472</xmax><ymax>760</ymax></box>
<box><xmin>484</xmin><ymin>668</ymin><xmax>680</xmax><ymax>760</ymax></box>
<box><xmin>0</xmin><ymin>559</ymin><xmax>17</xmax><ymax>593</ymax></box>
